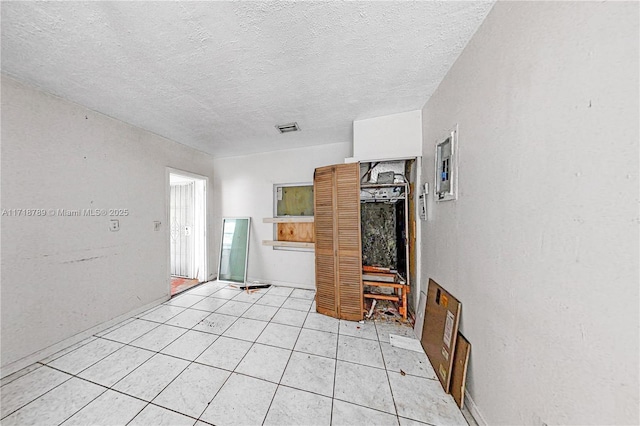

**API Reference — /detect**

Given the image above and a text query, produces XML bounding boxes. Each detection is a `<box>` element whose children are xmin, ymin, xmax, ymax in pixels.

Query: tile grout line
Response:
<box><xmin>329</xmin><ymin>310</ymin><xmax>341</xmax><ymax>426</ymax></box>
<box><xmin>4</xmin><ymin>285</ymin><xmax>334</xmax><ymax>424</ymax></box>
<box><xmin>63</xmin><ymin>292</ymin><xmax>236</xmax><ymax>424</ymax></box>
<box><xmin>0</xmin><ymin>366</ymin><xmax>77</xmax><ymax>421</ymax></box>
<box><xmin>159</xmin><ymin>285</ymin><xmax>261</xmax><ymax>424</ymax></box>
<box><xmin>375</xmin><ymin>320</ymin><xmax>403</xmax><ymax>424</ymax></box>
<box><xmin>53</xmin><ymin>288</ymin><xmax>242</xmax><ymax>424</ymax></box>
<box><xmin>259</xmin><ymin>288</ymin><xmax>310</xmax><ymax>426</ymax></box>
<box><xmin>1</xmin><ymin>283</ymin><xmax>233</xmax><ymax>424</ymax></box>
<box><xmin>195</xmin><ymin>286</ymin><xmax>292</xmax><ymax>425</ymax></box>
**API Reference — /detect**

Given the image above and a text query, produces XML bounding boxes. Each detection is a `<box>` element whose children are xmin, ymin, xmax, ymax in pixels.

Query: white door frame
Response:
<box><xmin>166</xmin><ymin>167</ymin><xmax>208</xmax><ymax>294</ymax></box>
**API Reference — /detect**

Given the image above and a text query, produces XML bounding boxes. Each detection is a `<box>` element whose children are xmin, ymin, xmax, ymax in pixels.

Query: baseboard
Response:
<box><xmin>464</xmin><ymin>389</ymin><xmax>488</xmax><ymax>426</ymax></box>
<box><xmin>0</xmin><ymin>294</ymin><xmax>169</xmax><ymax>379</ymax></box>
<box><xmin>246</xmin><ymin>276</ymin><xmax>314</xmax><ymax>291</ymax></box>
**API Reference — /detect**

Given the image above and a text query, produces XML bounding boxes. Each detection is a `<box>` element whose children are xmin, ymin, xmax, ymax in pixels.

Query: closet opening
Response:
<box><xmin>359</xmin><ymin>159</ymin><xmax>416</xmax><ymax>322</ymax></box>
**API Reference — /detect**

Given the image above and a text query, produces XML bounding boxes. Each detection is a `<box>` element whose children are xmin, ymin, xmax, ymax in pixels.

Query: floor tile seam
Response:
<box><xmin>240</xmin><ymin>312</ymin><xmax>278</xmax><ymax>322</ymax></box>
<box><xmin>0</xmin><ymin>372</ymin><xmax>75</xmax><ymax>421</ymax></box>
<box><xmin>371</xmin><ymin>338</ymin><xmax>440</xmax><ymax>380</ymax></box>
<box><xmin>254</xmin><ymin>301</ymin><xmax>285</xmax><ymax>308</ymax></box>
<box><xmin>195</xmin><ymin>309</ymin><xmax>242</xmax><ymax>325</ymax></box>
<box><xmin>376</xmin><ymin>330</ymin><xmax>401</xmax><ymax>419</ymax></box>
<box><xmin>335</xmin><ymin>355</ymin><xmax>387</xmax><ymax>371</ymax></box>
<box><xmin>385</xmin><ymin>369</ymin><xmax>440</xmax><ymax>383</ymax></box>
<box><xmin>78</xmin><ymin>339</ymin><xmax>189</xmax><ymax>393</ymax></box>
<box><xmin>134</xmin><ymin>315</ymin><xmax>181</xmax><ymax>325</ymax></box>
<box><xmin>6</xmin><ymin>288</ymin><xmax>306</xmax><ymax>424</ymax></box>
<box><xmin>260</xmin><ymin>383</ymin><xmax>280</xmax><ymax>426</ymax></box>
<box><xmin>173</xmin><ymin>306</ymin><xmax>242</xmax><ymax>332</ymax></box>
<box><xmin>110</xmin><ymin>387</ymin><xmax>159</xmax><ymax>426</ymax></box>
<box><xmin>276</xmin><ymin>376</ymin><xmax>335</xmax><ymax>400</ymax></box>
<box><xmin>163</xmin><ymin>328</ymin><xmax>223</xmax><ymax>366</ymax></box>
<box><xmin>397</xmin><ymin>414</ymin><xmax>442</xmax><ymax>426</ymax></box>
<box><xmin>216</xmin><ymin>318</ymin><xmax>273</xmax><ymax>340</ymax></box>
<box><xmin>42</xmin><ymin>340</ymin><xmax>130</xmax><ymax>378</ymax></box>
<box><xmin>228</xmin><ymin>340</ymin><xmax>267</xmax><ymax>382</ymax></box>
<box><xmin>203</xmin><ymin>293</ymin><xmax>231</xmax><ymax>299</ymax></box>
<box><xmin>337</xmin><ymin>331</ymin><xmax>379</xmax><ymax>342</ymax></box>
<box><xmin>338</xmin><ymin>329</ymin><xmax>384</xmax><ymax>343</ymax></box>
<box><xmin>127</xmin><ymin>326</ymin><xmax>191</xmax><ymax>353</ymax></box>
<box><xmin>131</xmin><ymin>399</ymin><xmax>202</xmax><ymax>425</ymax></box>
<box><xmin>191</xmin><ymin>364</ymin><xmax>235</xmax><ymax>423</ymax></box>
<box><xmin>289</xmin><ymin>347</ymin><xmax>337</xmax><ymax>362</ymax></box>
<box><xmin>332</xmin><ymin>395</ymin><xmax>402</xmax><ymax>418</ymax></box>
<box><xmin>94</xmin><ymin>317</ymin><xmax>136</xmax><ymax>338</ymax></box>
<box><xmin>189</xmin><ymin>313</ymin><xmax>240</xmax><ymax>335</ymax></box>
<box><xmin>279</xmin><ymin>306</ymin><xmax>312</xmax><ymax>313</ymax></box>
<box><xmin>54</xmin><ymin>385</ymin><xmax>111</xmax><ymax>426</ymax></box>
<box><xmin>0</xmin><ymin>362</ymin><xmax>45</xmax><ymax>389</ymax></box>
<box><xmin>91</xmin><ymin>356</ymin><xmax>197</xmax><ymax>420</ymax></box>
<box><xmin>230</xmin><ymin>340</ymin><xmax>294</xmax><ymax>384</ymax></box>
<box><xmin>36</xmin><ymin>336</ymin><xmax>99</xmax><ymax>367</ymax></box>
<box><xmin>210</xmin><ymin>302</ymin><xmax>257</xmax><ymax>317</ymax></box>
<box><xmin>254</xmin><ymin>304</ymin><xmax>311</xmax><ymax>425</ymax></box>
<box><xmin>164</xmin><ymin>301</ymin><xmax>207</xmax><ymax>310</ymax></box>
<box><xmin>137</xmin><ymin>303</ymin><xmax>186</xmax><ymax>320</ymax></box>
<box><xmin>330</xmin><ymin>328</ymin><xmax>339</xmax><ymax>426</ymax></box>
<box><xmin>135</xmin><ymin>357</ymin><xmax>195</xmax><ymax>413</ymax></box>
<box><xmin>301</xmin><ymin>323</ymin><xmax>339</xmax><ymax>335</ymax></box>
<box><xmin>286</xmin><ymin>295</ymin><xmax>315</xmax><ymax>301</ymax></box>
<box><xmin>199</xmin><ymin>317</ymin><xmax>266</xmax><ymax>346</ymax></box>
<box><xmin>95</xmin><ymin>345</ymin><xmax>167</xmax><ymax>390</ymax></box>
<box><xmin>206</xmin><ymin>295</ymin><xmax>241</xmax><ymax>303</ymax></box>
<box><xmin>102</xmin><ymin>318</ymin><xmax>164</xmax><ymax>344</ymax></box>
<box><xmin>253</xmin><ymin>321</ymin><xmax>302</xmax><ymax>350</ymax></box>
<box><xmin>183</xmin><ymin>304</ymin><xmax>231</xmax><ymax>315</ymax></box>
<box><xmin>4</xmin><ymin>287</ymin><xmax>232</xmax><ymax>421</ymax></box>
<box><xmin>0</xmin><ymin>364</ymin><xmax>43</xmax><ymax>389</ymax></box>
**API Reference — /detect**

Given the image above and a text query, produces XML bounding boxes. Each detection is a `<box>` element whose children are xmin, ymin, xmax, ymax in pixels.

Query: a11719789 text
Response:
<box><xmin>1</xmin><ymin>208</ymin><xmax>129</xmax><ymax>217</ymax></box>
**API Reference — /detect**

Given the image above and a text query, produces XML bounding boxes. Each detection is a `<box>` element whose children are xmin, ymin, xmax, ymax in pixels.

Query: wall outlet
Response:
<box><xmin>109</xmin><ymin>219</ymin><xmax>119</xmax><ymax>232</ymax></box>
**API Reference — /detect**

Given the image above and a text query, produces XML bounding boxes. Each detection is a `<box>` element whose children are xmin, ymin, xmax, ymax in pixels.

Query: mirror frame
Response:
<box><xmin>217</xmin><ymin>217</ymin><xmax>251</xmax><ymax>284</ymax></box>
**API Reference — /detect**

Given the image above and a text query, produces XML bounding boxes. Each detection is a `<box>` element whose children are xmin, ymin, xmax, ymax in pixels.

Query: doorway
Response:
<box><xmin>169</xmin><ymin>171</ymin><xmax>207</xmax><ymax>296</ymax></box>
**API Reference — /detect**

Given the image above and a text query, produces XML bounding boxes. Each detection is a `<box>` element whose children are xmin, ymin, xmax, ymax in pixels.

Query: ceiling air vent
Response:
<box><xmin>275</xmin><ymin>122</ymin><xmax>300</xmax><ymax>134</ymax></box>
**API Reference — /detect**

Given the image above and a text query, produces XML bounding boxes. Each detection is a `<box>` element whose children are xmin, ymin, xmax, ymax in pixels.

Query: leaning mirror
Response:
<box><xmin>217</xmin><ymin>217</ymin><xmax>250</xmax><ymax>284</ymax></box>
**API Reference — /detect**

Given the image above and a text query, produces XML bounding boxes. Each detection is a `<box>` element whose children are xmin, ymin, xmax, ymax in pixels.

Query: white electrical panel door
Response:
<box><xmin>435</xmin><ymin>127</ymin><xmax>458</xmax><ymax>201</ymax></box>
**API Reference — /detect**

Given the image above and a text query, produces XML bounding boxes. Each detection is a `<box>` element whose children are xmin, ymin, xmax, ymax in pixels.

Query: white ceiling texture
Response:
<box><xmin>1</xmin><ymin>1</ymin><xmax>494</xmax><ymax>158</ymax></box>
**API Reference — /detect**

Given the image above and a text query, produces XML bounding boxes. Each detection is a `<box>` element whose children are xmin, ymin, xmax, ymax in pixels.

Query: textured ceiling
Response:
<box><xmin>1</xmin><ymin>1</ymin><xmax>494</xmax><ymax>158</ymax></box>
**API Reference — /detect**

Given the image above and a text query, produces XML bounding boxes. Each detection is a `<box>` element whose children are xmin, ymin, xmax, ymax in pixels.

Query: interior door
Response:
<box><xmin>170</xmin><ymin>182</ymin><xmax>194</xmax><ymax>277</ymax></box>
<box><xmin>314</xmin><ymin>163</ymin><xmax>363</xmax><ymax>320</ymax></box>
<box><xmin>334</xmin><ymin>163</ymin><xmax>363</xmax><ymax>320</ymax></box>
<box><xmin>313</xmin><ymin>165</ymin><xmax>337</xmax><ymax>318</ymax></box>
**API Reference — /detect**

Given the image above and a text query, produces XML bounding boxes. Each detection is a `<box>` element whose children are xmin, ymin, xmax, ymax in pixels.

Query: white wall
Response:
<box><xmin>421</xmin><ymin>2</ymin><xmax>638</xmax><ymax>425</ymax></box>
<box><xmin>351</xmin><ymin>110</ymin><xmax>422</xmax><ymax>161</ymax></box>
<box><xmin>212</xmin><ymin>142</ymin><xmax>351</xmax><ymax>289</ymax></box>
<box><xmin>0</xmin><ymin>75</ymin><xmax>216</xmax><ymax>372</ymax></box>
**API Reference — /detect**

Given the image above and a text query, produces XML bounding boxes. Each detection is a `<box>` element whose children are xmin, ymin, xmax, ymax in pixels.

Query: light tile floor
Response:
<box><xmin>0</xmin><ymin>282</ymin><xmax>468</xmax><ymax>426</ymax></box>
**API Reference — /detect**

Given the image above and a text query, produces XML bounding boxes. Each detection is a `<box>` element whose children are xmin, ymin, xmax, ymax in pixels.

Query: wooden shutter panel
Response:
<box><xmin>314</xmin><ymin>165</ymin><xmax>337</xmax><ymax>317</ymax></box>
<box><xmin>334</xmin><ymin>163</ymin><xmax>363</xmax><ymax>320</ymax></box>
<box><xmin>313</xmin><ymin>163</ymin><xmax>363</xmax><ymax>321</ymax></box>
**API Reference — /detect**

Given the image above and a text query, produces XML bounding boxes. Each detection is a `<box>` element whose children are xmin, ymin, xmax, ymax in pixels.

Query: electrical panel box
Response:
<box><xmin>435</xmin><ymin>127</ymin><xmax>458</xmax><ymax>201</ymax></box>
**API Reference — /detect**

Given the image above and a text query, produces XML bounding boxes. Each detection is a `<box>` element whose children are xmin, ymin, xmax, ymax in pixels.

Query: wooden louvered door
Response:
<box><xmin>313</xmin><ymin>163</ymin><xmax>363</xmax><ymax>321</ymax></box>
<box><xmin>314</xmin><ymin>165</ymin><xmax>337</xmax><ymax>317</ymax></box>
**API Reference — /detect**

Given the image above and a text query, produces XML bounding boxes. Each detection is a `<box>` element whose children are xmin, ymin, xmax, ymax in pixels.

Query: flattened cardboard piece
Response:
<box><xmin>389</xmin><ymin>334</ymin><xmax>423</xmax><ymax>353</ymax></box>
<box><xmin>451</xmin><ymin>332</ymin><xmax>470</xmax><ymax>409</ymax></box>
<box><xmin>420</xmin><ymin>278</ymin><xmax>461</xmax><ymax>393</ymax></box>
